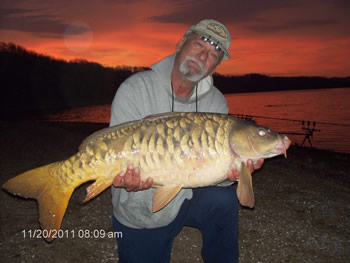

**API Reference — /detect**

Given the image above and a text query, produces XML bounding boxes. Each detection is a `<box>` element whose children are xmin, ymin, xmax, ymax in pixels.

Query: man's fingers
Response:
<box><xmin>123</xmin><ymin>166</ymin><xmax>135</xmax><ymax>191</ymax></box>
<box><xmin>130</xmin><ymin>167</ymin><xmax>141</xmax><ymax>189</ymax></box>
<box><xmin>227</xmin><ymin>169</ymin><xmax>234</xmax><ymax>181</ymax></box>
<box><xmin>246</xmin><ymin>159</ymin><xmax>254</xmax><ymax>173</ymax></box>
<box><xmin>227</xmin><ymin>165</ymin><xmax>240</xmax><ymax>181</ymax></box>
<box><xmin>245</xmin><ymin>158</ymin><xmax>264</xmax><ymax>174</ymax></box>
<box><xmin>254</xmin><ymin>158</ymin><xmax>264</xmax><ymax>169</ymax></box>
<box><xmin>141</xmin><ymin>178</ymin><xmax>153</xmax><ymax>189</ymax></box>
<box><xmin>114</xmin><ymin>166</ymin><xmax>152</xmax><ymax>191</ymax></box>
<box><xmin>113</xmin><ymin>172</ymin><xmax>124</xmax><ymax>187</ymax></box>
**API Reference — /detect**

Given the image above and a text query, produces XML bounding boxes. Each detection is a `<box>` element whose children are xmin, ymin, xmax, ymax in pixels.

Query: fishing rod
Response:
<box><xmin>232</xmin><ymin>113</ymin><xmax>323</xmax><ymax>148</ymax></box>
<box><xmin>231</xmin><ymin>113</ymin><xmax>350</xmax><ymax>127</ymax></box>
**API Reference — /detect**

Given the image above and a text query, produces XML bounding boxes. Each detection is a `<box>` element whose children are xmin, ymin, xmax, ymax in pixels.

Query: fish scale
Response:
<box><xmin>114</xmin><ymin>115</ymin><xmax>228</xmax><ymax>187</ymax></box>
<box><xmin>2</xmin><ymin>112</ymin><xmax>290</xmax><ymax>242</ymax></box>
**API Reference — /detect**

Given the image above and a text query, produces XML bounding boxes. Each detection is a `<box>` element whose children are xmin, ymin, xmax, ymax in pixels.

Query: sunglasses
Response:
<box><xmin>201</xmin><ymin>36</ymin><xmax>222</xmax><ymax>51</ymax></box>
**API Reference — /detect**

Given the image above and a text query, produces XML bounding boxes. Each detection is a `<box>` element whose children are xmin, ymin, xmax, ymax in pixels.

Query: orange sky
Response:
<box><xmin>1</xmin><ymin>0</ymin><xmax>349</xmax><ymax>77</ymax></box>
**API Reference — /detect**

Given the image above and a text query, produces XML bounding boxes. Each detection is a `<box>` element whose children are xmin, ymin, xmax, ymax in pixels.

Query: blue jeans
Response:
<box><xmin>112</xmin><ymin>186</ymin><xmax>239</xmax><ymax>263</ymax></box>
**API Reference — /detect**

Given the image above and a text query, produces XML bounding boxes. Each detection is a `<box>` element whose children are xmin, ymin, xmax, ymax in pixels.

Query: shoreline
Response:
<box><xmin>0</xmin><ymin>120</ymin><xmax>349</xmax><ymax>262</ymax></box>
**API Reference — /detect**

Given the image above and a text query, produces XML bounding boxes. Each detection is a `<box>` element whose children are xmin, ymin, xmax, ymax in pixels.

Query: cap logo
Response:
<box><xmin>207</xmin><ymin>23</ymin><xmax>227</xmax><ymax>39</ymax></box>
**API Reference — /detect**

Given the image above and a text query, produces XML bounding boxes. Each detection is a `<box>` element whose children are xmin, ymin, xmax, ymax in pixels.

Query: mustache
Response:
<box><xmin>184</xmin><ymin>56</ymin><xmax>205</xmax><ymax>72</ymax></box>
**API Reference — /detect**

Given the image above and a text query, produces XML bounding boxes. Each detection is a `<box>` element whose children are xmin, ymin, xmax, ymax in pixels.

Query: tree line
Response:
<box><xmin>1</xmin><ymin>42</ymin><xmax>349</xmax><ymax>119</ymax></box>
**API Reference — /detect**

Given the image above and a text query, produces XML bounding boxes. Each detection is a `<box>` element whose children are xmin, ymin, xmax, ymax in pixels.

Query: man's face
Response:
<box><xmin>176</xmin><ymin>33</ymin><xmax>224</xmax><ymax>82</ymax></box>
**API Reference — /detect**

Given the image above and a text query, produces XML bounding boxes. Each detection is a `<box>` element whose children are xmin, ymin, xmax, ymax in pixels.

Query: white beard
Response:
<box><xmin>179</xmin><ymin>56</ymin><xmax>206</xmax><ymax>82</ymax></box>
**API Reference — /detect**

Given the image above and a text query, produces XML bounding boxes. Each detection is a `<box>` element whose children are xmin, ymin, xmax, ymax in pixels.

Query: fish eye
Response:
<box><xmin>258</xmin><ymin>128</ymin><xmax>266</xmax><ymax>136</ymax></box>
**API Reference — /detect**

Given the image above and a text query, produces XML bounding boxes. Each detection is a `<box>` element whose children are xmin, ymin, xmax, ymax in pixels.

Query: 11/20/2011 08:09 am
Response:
<box><xmin>22</xmin><ymin>229</ymin><xmax>123</xmax><ymax>239</ymax></box>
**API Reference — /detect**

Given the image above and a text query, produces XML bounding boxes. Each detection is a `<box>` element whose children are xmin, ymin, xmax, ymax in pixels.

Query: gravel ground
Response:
<box><xmin>0</xmin><ymin>120</ymin><xmax>349</xmax><ymax>263</ymax></box>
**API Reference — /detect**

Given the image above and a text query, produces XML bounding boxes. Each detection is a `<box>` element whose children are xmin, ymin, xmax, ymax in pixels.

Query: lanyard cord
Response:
<box><xmin>171</xmin><ymin>82</ymin><xmax>198</xmax><ymax>112</ymax></box>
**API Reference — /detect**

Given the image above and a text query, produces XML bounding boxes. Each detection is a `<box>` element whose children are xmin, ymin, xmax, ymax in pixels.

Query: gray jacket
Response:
<box><xmin>110</xmin><ymin>53</ymin><xmax>228</xmax><ymax>228</ymax></box>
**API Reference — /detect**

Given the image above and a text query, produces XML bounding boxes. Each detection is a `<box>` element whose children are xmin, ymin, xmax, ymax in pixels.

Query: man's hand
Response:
<box><xmin>113</xmin><ymin>165</ymin><xmax>153</xmax><ymax>192</ymax></box>
<box><xmin>227</xmin><ymin>158</ymin><xmax>264</xmax><ymax>182</ymax></box>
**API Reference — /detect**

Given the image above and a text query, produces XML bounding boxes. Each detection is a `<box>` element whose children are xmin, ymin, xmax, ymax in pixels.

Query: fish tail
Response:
<box><xmin>2</xmin><ymin>162</ymin><xmax>74</xmax><ymax>242</ymax></box>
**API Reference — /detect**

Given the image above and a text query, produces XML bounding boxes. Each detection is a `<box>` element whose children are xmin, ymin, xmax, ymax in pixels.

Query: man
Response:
<box><xmin>110</xmin><ymin>19</ymin><xmax>263</xmax><ymax>263</ymax></box>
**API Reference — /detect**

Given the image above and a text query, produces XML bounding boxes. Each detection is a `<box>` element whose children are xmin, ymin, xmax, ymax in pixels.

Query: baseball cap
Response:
<box><xmin>186</xmin><ymin>19</ymin><xmax>231</xmax><ymax>60</ymax></box>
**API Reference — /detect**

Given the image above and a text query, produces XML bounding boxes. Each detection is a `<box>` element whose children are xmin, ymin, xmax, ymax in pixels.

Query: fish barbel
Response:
<box><xmin>2</xmin><ymin>112</ymin><xmax>290</xmax><ymax>242</ymax></box>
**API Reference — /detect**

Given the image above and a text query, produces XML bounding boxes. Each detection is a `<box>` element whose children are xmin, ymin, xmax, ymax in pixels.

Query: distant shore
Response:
<box><xmin>2</xmin><ymin>43</ymin><xmax>350</xmax><ymax>117</ymax></box>
<box><xmin>0</xmin><ymin>120</ymin><xmax>349</xmax><ymax>262</ymax></box>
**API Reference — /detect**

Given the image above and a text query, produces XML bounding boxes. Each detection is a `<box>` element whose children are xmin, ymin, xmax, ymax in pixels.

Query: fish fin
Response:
<box><xmin>79</xmin><ymin>120</ymin><xmax>139</xmax><ymax>150</ymax></box>
<box><xmin>144</xmin><ymin>112</ymin><xmax>181</xmax><ymax>121</ymax></box>
<box><xmin>2</xmin><ymin>163</ymin><xmax>73</xmax><ymax>242</ymax></box>
<box><xmin>152</xmin><ymin>185</ymin><xmax>182</xmax><ymax>212</ymax></box>
<box><xmin>236</xmin><ymin>162</ymin><xmax>255</xmax><ymax>208</ymax></box>
<box><xmin>83</xmin><ymin>178</ymin><xmax>113</xmax><ymax>203</ymax></box>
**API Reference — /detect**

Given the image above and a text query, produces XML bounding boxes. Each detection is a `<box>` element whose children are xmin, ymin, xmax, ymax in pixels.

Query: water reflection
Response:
<box><xmin>40</xmin><ymin>88</ymin><xmax>350</xmax><ymax>154</ymax></box>
<box><xmin>42</xmin><ymin>104</ymin><xmax>111</xmax><ymax>123</ymax></box>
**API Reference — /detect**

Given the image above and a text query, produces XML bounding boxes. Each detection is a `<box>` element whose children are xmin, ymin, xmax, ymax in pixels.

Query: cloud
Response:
<box><xmin>148</xmin><ymin>0</ymin><xmax>298</xmax><ymax>24</ymax></box>
<box><xmin>333</xmin><ymin>0</ymin><xmax>350</xmax><ymax>8</ymax></box>
<box><xmin>148</xmin><ymin>0</ymin><xmax>349</xmax><ymax>36</ymax></box>
<box><xmin>0</xmin><ymin>8</ymin><xmax>90</xmax><ymax>38</ymax></box>
<box><xmin>245</xmin><ymin>19</ymin><xmax>338</xmax><ymax>33</ymax></box>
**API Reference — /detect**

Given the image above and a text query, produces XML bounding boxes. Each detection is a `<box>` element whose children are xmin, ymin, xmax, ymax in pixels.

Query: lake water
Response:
<box><xmin>41</xmin><ymin>88</ymin><xmax>350</xmax><ymax>154</ymax></box>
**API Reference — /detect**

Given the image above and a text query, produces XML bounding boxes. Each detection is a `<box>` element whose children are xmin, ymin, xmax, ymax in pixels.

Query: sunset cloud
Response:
<box><xmin>0</xmin><ymin>7</ymin><xmax>91</xmax><ymax>38</ymax></box>
<box><xmin>0</xmin><ymin>0</ymin><xmax>349</xmax><ymax>77</ymax></box>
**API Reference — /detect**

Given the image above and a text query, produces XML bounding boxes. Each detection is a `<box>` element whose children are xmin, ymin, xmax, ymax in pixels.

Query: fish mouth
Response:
<box><xmin>275</xmin><ymin>135</ymin><xmax>291</xmax><ymax>158</ymax></box>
